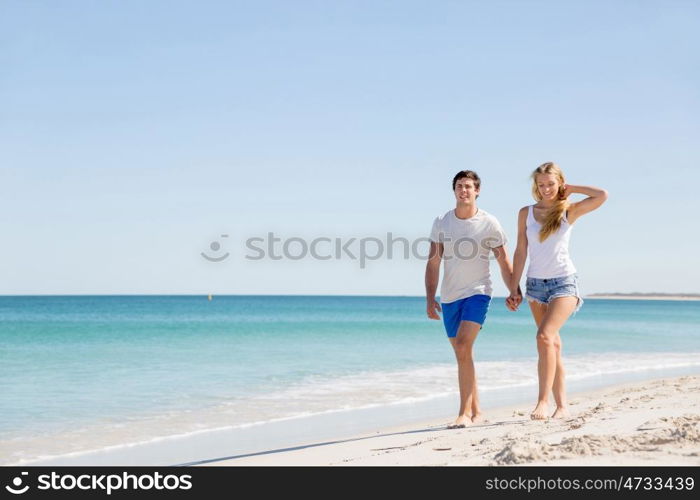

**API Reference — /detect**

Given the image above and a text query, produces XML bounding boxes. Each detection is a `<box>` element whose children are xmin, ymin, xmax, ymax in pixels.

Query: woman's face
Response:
<box><xmin>535</xmin><ymin>173</ymin><xmax>561</xmax><ymax>202</ymax></box>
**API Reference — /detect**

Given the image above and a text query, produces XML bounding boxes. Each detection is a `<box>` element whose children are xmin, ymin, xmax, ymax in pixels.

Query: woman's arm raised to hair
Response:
<box><xmin>566</xmin><ymin>185</ymin><xmax>609</xmax><ymax>224</ymax></box>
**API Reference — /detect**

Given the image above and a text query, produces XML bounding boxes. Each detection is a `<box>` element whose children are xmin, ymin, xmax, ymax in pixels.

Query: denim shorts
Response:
<box><xmin>525</xmin><ymin>273</ymin><xmax>583</xmax><ymax>312</ymax></box>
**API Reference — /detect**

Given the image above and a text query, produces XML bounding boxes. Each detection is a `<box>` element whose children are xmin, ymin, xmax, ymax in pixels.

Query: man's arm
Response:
<box><xmin>425</xmin><ymin>241</ymin><xmax>443</xmax><ymax>320</ymax></box>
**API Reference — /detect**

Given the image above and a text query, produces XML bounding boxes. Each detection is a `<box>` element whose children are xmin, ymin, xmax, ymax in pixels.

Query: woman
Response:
<box><xmin>509</xmin><ymin>162</ymin><xmax>608</xmax><ymax>420</ymax></box>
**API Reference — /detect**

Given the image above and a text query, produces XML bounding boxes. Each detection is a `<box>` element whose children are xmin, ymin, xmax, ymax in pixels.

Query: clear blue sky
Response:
<box><xmin>1</xmin><ymin>0</ymin><xmax>698</xmax><ymax>295</ymax></box>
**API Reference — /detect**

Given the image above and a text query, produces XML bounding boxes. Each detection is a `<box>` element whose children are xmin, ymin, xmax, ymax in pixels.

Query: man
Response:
<box><xmin>425</xmin><ymin>170</ymin><xmax>521</xmax><ymax>428</ymax></box>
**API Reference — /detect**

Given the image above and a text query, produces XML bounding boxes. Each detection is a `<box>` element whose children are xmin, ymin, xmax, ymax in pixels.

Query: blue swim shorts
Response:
<box><xmin>441</xmin><ymin>294</ymin><xmax>491</xmax><ymax>338</ymax></box>
<box><xmin>525</xmin><ymin>273</ymin><xmax>583</xmax><ymax>312</ymax></box>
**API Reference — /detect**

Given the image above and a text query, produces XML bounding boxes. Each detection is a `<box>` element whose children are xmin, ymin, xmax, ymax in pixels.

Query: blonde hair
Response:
<box><xmin>531</xmin><ymin>162</ymin><xmax>569</xmax><ymax>242</ymax></box>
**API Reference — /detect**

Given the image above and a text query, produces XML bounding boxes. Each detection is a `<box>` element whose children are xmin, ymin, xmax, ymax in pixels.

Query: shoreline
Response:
<box><xmin>203</xmin><ymin>375</ymin><xmax>700</xmax><ymax>466</ymax></box>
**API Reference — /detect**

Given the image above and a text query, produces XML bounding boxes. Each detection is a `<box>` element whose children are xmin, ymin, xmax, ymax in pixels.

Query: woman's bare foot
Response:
<box><xmin>530</xmin><ymin>401</ymin><xmax>549</xmax><ymax>420</ymax></box>
<box><xmin>470</xmin><ymin>412</ymin><xmax>485</xmax><ymax>424</ymax></box>
<box><xmin>551</xmin><ymin>406</ymin><xmax>570</xmax><ymax>419</ymax></box>
<box><xmin>447</xmin><ymin>414</ymin><xmax>471</xmax><ymax>429</ymax></box>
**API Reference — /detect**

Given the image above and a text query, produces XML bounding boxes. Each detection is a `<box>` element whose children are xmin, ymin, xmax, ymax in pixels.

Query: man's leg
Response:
<box><xmin>448</xmin><ymin>320</ymin><xmax>481</xmax><ymax>427</ymax></box>
<box><xmin>471</xmin><ymin>373</ymin><xmax>483</xmax><ymax>423</ymax></box>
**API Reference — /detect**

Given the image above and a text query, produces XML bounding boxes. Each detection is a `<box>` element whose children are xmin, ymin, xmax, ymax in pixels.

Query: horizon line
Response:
<box><xmin>0</xmin><ymin>292</ymin><xmax>698</xmax><ymax>298</ymax></box>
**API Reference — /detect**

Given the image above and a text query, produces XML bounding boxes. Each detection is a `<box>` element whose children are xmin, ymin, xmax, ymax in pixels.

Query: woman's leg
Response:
<box><xmin>528</xmin><ymin>301</ymin><xmax>548</xmax><ymax>418</ymax></box>
<box><xmin>551</xmin><ymin>332</ymin><xmax>568</xmax><ymax>418</ymax></box>
<box><xmin>529</xmin><ymin>301</ymin><xmax>569</xmax><ymax>418</ymax></box>
<box><xmin>530</xmin><ymin>296</ymin><xmax>578</xmax><ymax>420</ymax></box>
<box><xmin>448</xmin><ymin>320</ymin><xmax>481</xmax><ymax>427</ymax></box>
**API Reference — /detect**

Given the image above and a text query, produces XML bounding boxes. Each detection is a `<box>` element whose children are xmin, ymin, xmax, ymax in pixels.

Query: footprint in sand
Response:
<box><xmin>583</xmin><ymin>402</ymin><xmax>607</xmax><ymax>417</ymax></box>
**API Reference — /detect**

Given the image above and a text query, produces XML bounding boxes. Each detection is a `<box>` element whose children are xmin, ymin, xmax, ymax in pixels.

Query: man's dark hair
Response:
<box><xmin>452</xmin><ymin>170</ymin><xmax>481</xmax><ymax>190</ymax></box>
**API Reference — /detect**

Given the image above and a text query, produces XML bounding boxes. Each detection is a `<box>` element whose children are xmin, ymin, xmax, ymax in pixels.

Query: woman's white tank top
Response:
<box><xmin>526</xmin><ymin>205</ymin><xmax>576</xmax><ymax>279</ymax></box>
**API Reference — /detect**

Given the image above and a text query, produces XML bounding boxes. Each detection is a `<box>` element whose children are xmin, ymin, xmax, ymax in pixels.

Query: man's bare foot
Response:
<box><xmin>447</xmin><ymin>415</ymin><xmax>471</xmax><ymax>429</ymax></box>
<box><xmin>470</xmin><ymin>412</ymin><xmax>485</xmax><ymax>424</ymax></box>
<box><xmin>530</xmin><ymin>402</ymin><xmax>549</xmax><ymax>420</ymax></box>
<box><xmin>551</xmin><ymin>406</ymin><xmax>570</xmax><ymax>419</ymax></box>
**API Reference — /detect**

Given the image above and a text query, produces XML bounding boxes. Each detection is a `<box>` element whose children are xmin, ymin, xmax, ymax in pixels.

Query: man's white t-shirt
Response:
<box><xmin>429</xmin><ymin>208</ymin><xmax>508</xmax><ymax>304</ymax></box>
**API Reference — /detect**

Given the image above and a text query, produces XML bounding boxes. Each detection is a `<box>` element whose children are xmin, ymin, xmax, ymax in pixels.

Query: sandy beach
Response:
<box><xmin>205</xmin><ymin>375</ymin><xmax>700</xmax><ymax>466</ymax></box>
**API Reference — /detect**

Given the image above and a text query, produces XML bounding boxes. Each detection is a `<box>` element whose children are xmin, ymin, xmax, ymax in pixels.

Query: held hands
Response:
<box><xmin>506</xmin><ymin>288</ymin><xmax>523</xmax><ymax>312</ymax></box>
<box><xmin>426</xmin><ymin>298</ymin><xmax>442</xmax><ymax>320</ymax></box>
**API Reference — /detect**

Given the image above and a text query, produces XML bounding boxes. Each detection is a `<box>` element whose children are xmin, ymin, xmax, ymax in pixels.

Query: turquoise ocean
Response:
<box><xmin>2</xmin><ymin>295</ymin><xmax>700</xmax><ymax>465</ymax></box>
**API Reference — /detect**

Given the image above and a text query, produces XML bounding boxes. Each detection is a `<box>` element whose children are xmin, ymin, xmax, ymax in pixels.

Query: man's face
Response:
<box><xmin>453</xmin><ymin>178</ymin><xmax>479</xmax><ymax>205</ymax></box>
